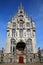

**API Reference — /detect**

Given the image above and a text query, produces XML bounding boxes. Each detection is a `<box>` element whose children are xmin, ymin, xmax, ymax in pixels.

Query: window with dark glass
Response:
<box><xmin>33</xmin><ymin>54</ymin><xmax>35</xmax><ymax>59</ymax></box>
<box><xmin>13</xmin><ymin>46</ymin><xmax>15</xmax><ymax>52</ymax></box>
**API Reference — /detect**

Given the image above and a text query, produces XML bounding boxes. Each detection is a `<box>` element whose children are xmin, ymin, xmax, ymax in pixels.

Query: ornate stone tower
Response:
<box><xmin>4</xmin><ymin>4</ymin><xmax>37</xmax><ymax>63</ymax></box>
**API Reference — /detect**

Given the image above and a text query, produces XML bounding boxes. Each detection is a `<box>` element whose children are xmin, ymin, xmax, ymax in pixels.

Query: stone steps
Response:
<box><xmin>0</xmin><ymin>63</ymin><xmax>43</xmax><ymax>65</ymax></box>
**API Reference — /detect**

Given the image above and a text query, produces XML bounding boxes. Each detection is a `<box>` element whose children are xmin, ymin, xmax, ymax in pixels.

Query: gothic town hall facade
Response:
<box><xmin>4</xmin><ymin>4</ymin><xmax>37</xmax><ymax>63</ymax></box>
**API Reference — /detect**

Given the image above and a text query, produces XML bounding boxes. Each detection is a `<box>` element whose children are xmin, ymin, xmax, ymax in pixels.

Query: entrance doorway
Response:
<box><xmin>16</xmin><ymin>40</ymin><xmax>26</xmax><ymax>51</ymax></box>
<box><xmin>30</xmin><ymin>58</ymin><xmax>32</xmax><ymax>62</ymax></box>
<box><xmin>19</xmin><ymin>56</ymin><xmax>24</xmax><ymax>63</ymax></box>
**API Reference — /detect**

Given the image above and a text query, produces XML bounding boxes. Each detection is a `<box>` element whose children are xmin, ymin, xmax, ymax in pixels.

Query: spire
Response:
<box><xmin>20</xmin><ymin>2</ymin><xmax>23</xmax><ymax>9</ymax></box>
<box><xmin>18</xmin><ymin>3</ymin><xmax>24</xmax><ymax>14</ymax></box>
<box><xmin>18</xmin><ymin>2</ymin><xmax>23</xmax><ymax>10</ymax></box>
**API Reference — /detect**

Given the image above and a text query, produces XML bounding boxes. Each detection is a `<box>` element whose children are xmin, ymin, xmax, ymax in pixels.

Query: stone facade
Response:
<box><xmin>4</xmin><ymin>4</ymin><xmax>37</xmax><ymax>63</ymax></box>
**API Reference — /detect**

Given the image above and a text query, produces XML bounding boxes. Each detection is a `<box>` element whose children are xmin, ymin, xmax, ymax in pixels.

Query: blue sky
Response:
<box><xmin>0</xmin><ymin>0</ymin><xmax>43</xmax><ymax>50</ymax></box>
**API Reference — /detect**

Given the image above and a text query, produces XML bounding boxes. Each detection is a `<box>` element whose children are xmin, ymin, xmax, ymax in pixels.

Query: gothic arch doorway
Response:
<box><xmin>16</xmin><ymin>40</ymin><xmax>26</xmax><ymax>51</ymax></box>
<box><xmin>16</xmin><ymin>40</ymin><xmax>26</xmax><ymax>63</ymax></box>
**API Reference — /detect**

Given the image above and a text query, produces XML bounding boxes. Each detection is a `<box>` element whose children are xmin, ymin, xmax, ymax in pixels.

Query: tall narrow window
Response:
<box><xmin>26</xmin><ymin>22</ymin><xmax>30</xmax><ymax>27</ymax></box>
<box><xmin>12</xmin><ymin>29</ymin><xmax>16</xmax><ymax>37</ymax></box>
<box><xmin>27</xmin><ymin>29</ymin><xmax>31</xmax><ymax>37</ymax></box>
<box><xmin>27</xmin><ymin>39</ymin><xmax>33</xmax><ymax>52</ymax></box>
<box><xmin>19</xmin><ymin>23</ymin><xmax>23</xmax><ymax>28</ymax></box>
<box><xmin>33</xmin><ymin>30</ymin><xmax>35</xmax><ymax>37</ymax></box>
<box><xmin>34</xmin><ymin>54</ymin><xmax>35</xmax><ymax>59</ymax></box>
<box><xmin>13</xmin><ymin>46</ymin><xmax>15</xmax><ymax>52</ymax></box>
<box><xmin>19</xmin><ymin>29</ymin><xmax>23</xmax><ymax>38</ymax></box>
<box><xmin>11</xmin><ymin>39</ymin><xmax>16</xmax><ymax>45</ymax></box>
<box><xmin>11</xmin><ymin>39</ymin><xmax>16</xmax><ymax>53</ymax></box>
<box><xmin>13</xmin><ymin>23</ymin><xmax>16</xmax><ymax>28</ymax></box>
<box><xmin>10</xmin><ymin>46</ymin><xmax>12</xmax><ymax>53</ymax></box>
<box><xmin>27</xmin><ymin>39</ymin><xmax>32</xmax><ymax>45</ymax></box>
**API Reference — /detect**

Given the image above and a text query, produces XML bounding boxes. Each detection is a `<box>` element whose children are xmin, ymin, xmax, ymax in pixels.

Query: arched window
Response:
<box><xmin>26</xmin><ymin>29</ymin><xmax>31</xmax><ymax>38</ymax></box>
<box><xmin>12</xmin><ymin>29</ymin><xmax>16</xmax><ymax>37</ymax></box>
<box><xmin>19</xmin><ymin>22</ymin><xmax>23</xmax><ymax>28</ymax></box>
<box><xmin>26</xmin><ymin>39</ymin><xmax>33</xmax><ymax>52</ymax></box>
<box><xmin>10</xmin><ymin>39</ymin><xmax>16</xmax><ymax>53</ymax></box>
<box><xmin>11</xmin><ymin>39</ymin><xmax>16</xmax><ymax>45</ymax></box>
<box><xmin>26</xmin><ymin>22</ymin><xmax>30</xmax><ymax>27</ymax></box>
<box><xmin>27</xmin><ymin>39</ymin><xmax>32</xmax><ymax>45</ymax></box>
<box><xmin>12</xmin><ymin>22</ymin><xmax>16</xmax><ymax>27</ymax></box>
